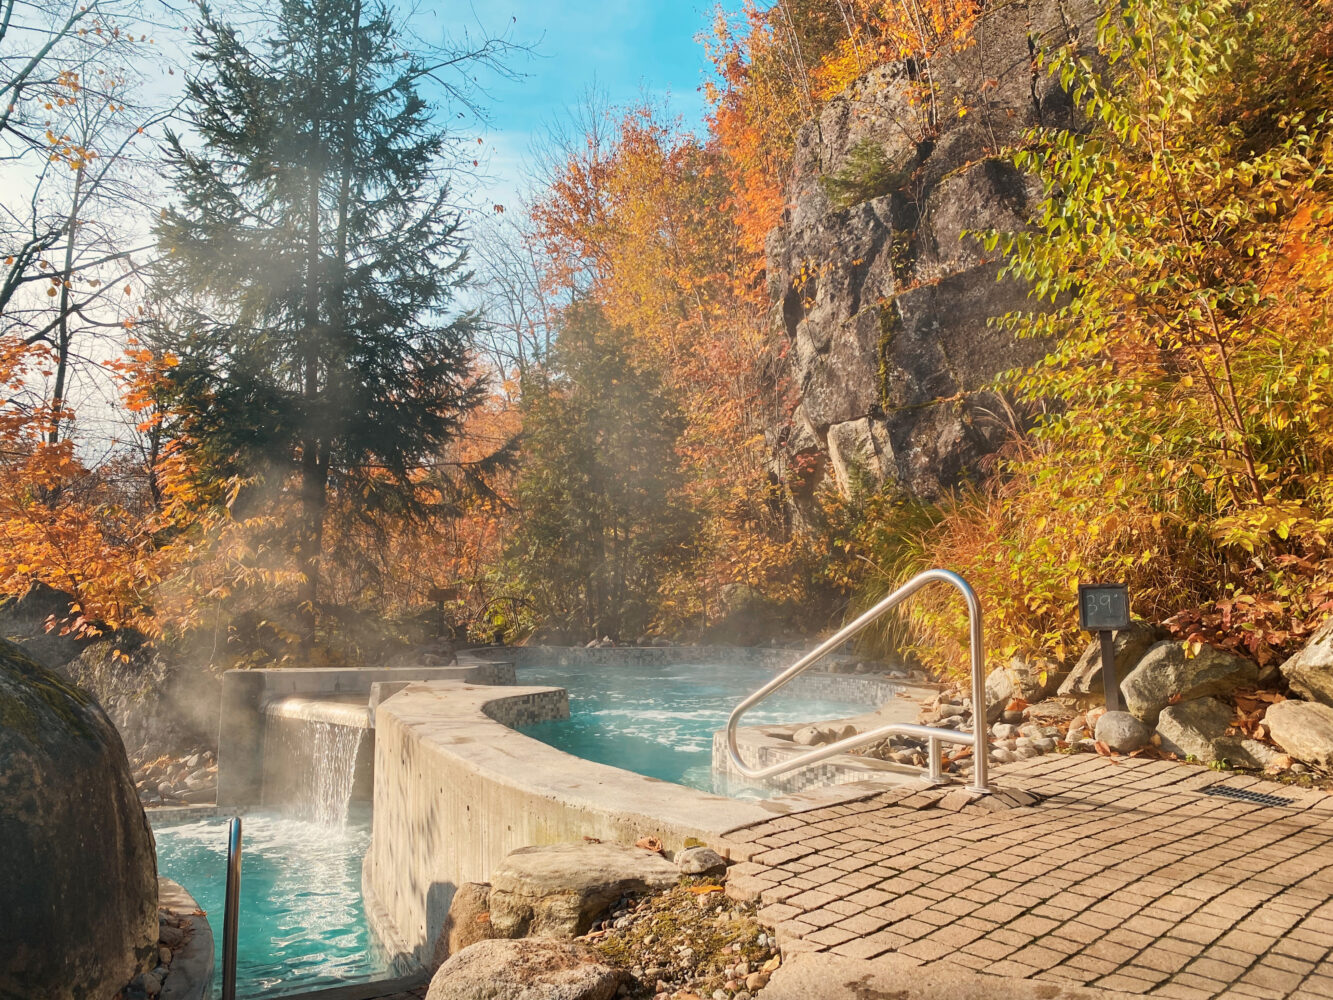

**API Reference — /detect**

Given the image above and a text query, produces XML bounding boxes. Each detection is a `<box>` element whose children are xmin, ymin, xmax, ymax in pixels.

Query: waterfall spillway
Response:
<box><xmin>262</xmin><ymin>697</ymin><xmax>372</xmax><ymax>828</ymax></box>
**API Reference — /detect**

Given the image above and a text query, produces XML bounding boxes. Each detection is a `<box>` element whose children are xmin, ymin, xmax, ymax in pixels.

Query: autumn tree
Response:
<box><xmin>153</xmin><ymin>0</ymin><xmax>511</xmax><ymax>641</ymax></box>
<box><xmin>505</xmin><ymin>302</ymin><xmax>691</xmax><ymax>640</ymax></box>
<box><xmin>529</xmin><ymin>102</ymin><xmax>807</xmax><ymax>628</ymax></box>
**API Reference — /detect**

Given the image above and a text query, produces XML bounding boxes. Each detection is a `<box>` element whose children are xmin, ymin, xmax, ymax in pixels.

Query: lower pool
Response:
<box><xmin>517</xmin><ymin>660</ymin><xmax>880</xmax><ymax>795</ymax></box>
<box><xmin>152</xmin><ymin>810</ymin><xmax>390</xmax><ymax>997</ymax></box>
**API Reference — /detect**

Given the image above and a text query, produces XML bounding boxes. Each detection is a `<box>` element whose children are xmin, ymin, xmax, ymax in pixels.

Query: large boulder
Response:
<box><xmin>425</xmin><ymin>938</ymin><xmax>624</xmax><ymax>1000</ymax></box>
<box><xmin>1280</xmin><ymin>615</ymin><xmax>1333</xmax><ymax>710</ymax></box>
<box><xmin>0</xmin><ymin>637</ymin><xmax>158</xmax><ymax>998</ymax></box>
<box><xmin>431</xmin><ymin>882</ymin><xmax>501</xmax><ymax>970</ymax></box>
<box><xmin>489</xmin><ymin>842</ymin><xmax>679</xmax><ymax>939</ymax></box>
<box><xmin>1058</xmin><ymin>621</ymin><xmax>1168</xmax><ymax>703</ymax></box>
<box><xmin>1120</xmin><ymin>641</ymin><xmax>1258</xmax><ymax>726</ymax></box>
<box><xmin>1155</xmin><ymin>697</ymin><xmax>1275</xmax><ymax>769</ymax></box>
<box><xmin>1265</xmin><ymin>699</ymin><xmax>1333</xmax><ymax>770</ymax></box>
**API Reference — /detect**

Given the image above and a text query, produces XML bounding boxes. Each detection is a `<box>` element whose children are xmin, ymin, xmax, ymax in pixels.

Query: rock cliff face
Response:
<box><xmin>0</xmin><ymin>637</ymin><xmax>158</xmax><ymax>999</ymax></box>
<box><xmin>766</xmin><ymin>0</ymin><xmax>1093</xmax><ymax>503</ymax></box>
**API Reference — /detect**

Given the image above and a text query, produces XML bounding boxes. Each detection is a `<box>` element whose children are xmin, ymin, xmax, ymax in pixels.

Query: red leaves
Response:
<box><xmin>1232</xmin><ymin>689</ymin><xmax>1285</xmax><ymax>740</ymax></box>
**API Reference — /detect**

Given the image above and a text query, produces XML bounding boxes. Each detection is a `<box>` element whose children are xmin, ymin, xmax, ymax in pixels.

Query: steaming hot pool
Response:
<box><xmin>517</xmin><ymin>659</ymin><xmax>882</xmax><ymax>796</ymax></box>
<box><xmin>152</xmin><ymin>657</ymin><xmax>884</xmax><ymax>994</ymax></box>
<box><xmin>152</xmin><ymin>811</ymin><xmax>390</xmax><ymax>997</ymax></box>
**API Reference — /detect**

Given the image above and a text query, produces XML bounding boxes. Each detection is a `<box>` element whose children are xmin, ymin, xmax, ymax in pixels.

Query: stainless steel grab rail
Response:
<box><xmin>221</xmin><ymin>816</ymin><xmax>242</xmax><ymax>1000</ymax></box>
<box><xmin>725</xmin><ymin>568</ymin><xmax>989</xmax><ymax>795</ymax></box>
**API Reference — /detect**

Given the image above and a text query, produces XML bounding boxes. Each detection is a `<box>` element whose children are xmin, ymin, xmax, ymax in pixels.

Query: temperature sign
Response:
<box><xmin>1078</xmin><ymin>583</ymin><xmax>1130</xmax><ymax>632</ymax></box>
<box><xmin>1078</xmin><ymin>582</ymin><xmax>1130</xmax><ymax>712</ymax></box>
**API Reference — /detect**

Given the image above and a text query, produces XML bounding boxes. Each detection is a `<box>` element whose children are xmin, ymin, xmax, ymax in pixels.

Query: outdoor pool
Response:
<box><xmin>152</xmin><ymin>810</ymin><xmax>391</xmax><ymax>997</ymax></box>
<box><xmin>517</xmin><ymin>660</ymin><xmax>882</xmax><ymax>794</ymax></box>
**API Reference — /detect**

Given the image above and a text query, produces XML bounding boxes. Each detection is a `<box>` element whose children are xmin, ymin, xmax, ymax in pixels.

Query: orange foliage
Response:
<box><xmin>0</xmin><ymin>340</ymin><xmax>209</xmax><ymax>640</ymax></box>
<box><xmin>531</xmin><ymin>104</ymin><xmax>801</xmax><ymax>624</ymax></box>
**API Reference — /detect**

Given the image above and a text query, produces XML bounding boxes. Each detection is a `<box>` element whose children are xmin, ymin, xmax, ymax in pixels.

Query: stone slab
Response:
<box><xmin>763</xmin><ymin>952</ymin><xmax>1142</xmax><ymax>1000</ymax></box>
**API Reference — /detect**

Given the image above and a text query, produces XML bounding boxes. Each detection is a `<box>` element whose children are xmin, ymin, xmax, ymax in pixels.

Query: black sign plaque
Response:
<box><xmin>1078</xmin><ymin>583</ymin><xmax>1130</xmax><ymax>632</ymax></box>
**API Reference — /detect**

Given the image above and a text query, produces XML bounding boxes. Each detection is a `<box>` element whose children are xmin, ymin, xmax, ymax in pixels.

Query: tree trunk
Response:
<box><xmin>49</xmin><ymin>163</ymin><xmax>84</xmax><ymax>449</ymax></box>
<box><xmin>298</xmin><ymin>117</ymin><xmax>325</xmax><ymax>647</ymax></box>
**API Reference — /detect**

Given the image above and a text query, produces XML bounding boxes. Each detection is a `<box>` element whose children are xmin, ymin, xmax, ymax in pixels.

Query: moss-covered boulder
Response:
<box><xmin>0</xmin><ymin>637</ymin><xmax>158</xmax><ymax>998</ymax></box>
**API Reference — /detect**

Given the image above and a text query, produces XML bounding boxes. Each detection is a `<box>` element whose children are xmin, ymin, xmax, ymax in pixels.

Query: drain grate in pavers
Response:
<box><xmin>1203</xmin><ymin>784</ymin><xmax>1297</xmax><ymax>808</ymax></box>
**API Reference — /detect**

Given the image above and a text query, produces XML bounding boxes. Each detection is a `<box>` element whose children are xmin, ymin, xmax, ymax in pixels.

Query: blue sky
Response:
<box><xmin>417</xmin><ymin>1</ymin><xmax>723</xmax><ymax>209</ymax></box>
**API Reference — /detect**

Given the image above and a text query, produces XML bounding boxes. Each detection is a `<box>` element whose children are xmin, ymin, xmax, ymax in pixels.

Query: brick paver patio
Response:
<box><xmin>723</xmin><ymin>754</ymin><xmax>1333</xmax><ymax>999</ymax></box>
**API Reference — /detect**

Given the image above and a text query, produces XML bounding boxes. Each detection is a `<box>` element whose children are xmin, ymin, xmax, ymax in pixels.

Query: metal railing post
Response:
<box><xmin>221</xmin><ymin>815</ymin><xmax>242</xmax><ymax>1000</ymax></box>
<box><xmin>926</xmin><ymin>737</ymin><xmax>943</xmax><ymax>785</ymax></box>
<box><xmin>725</xmin><ymin>568</ymin><xmax>990</xmax><ymax>795</ymax></box>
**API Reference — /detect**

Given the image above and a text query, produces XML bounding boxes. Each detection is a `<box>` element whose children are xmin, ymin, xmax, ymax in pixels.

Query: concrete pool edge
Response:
<box><xmin>363</xmin><ymin>679</ymin><xmax>922</xmax><ymax>970</ymax></box>
<box><xmin>158</xmin><ymin>877</ymin><xmax>213</xmax><ymax>1000</ymax></box>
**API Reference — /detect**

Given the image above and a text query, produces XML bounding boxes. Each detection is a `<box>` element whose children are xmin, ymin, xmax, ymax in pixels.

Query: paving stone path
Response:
<box><xmin>723</xmin><ymin>754</ymin><xmax>1333</xmax><ymax>999</ymax></box>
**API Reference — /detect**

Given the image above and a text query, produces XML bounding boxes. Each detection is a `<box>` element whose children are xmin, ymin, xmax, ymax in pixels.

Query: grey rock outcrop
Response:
<box><xmin>1059</xmin><ymin>622</ymin><xmax>1168</xmax><ymax>703</ymax></box>
<box><xmin>1121</xmin><ymin>642</ymin><xmax>1258</xmax><ymax>726</ymax></box>
<box><xmin>767</xmin><ymin>0</ymin><xmax>1096</xmax><ymax>504</ymax></box>
<box><xmin>0</xmin><ymin>637</ymin><xmax>158</xmax><ymax>999</ymax></box>
<box><xmin>1265</xmin><ymin>699</ymin><xmax>1333</xmax><ymax>769</ymax></box>
<box><xmin>1280</xmin><ymin>615</ymin><xmax>1333</xmax><ymax>710</ymax></box>
<box><xmin>426</xmin><ymin>938</ymin><xmax>624</xmax><ymax>1000</ymax></box>
<box><xmin>0</xmin><ymin>582</ymin><xmax>85</xmax><ymax>669</ymax></box>
<box><xmin>488</xmin><ymin>842</ymin><xmax>679</xmax><ymax>939</ymax></box>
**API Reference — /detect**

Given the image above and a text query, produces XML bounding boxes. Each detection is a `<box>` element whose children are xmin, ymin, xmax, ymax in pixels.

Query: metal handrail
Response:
<box><xmin>725</xmin><ymin>568</ymin><xmax>989</xmax><ymax>795</ymax></box>
<box><xmin>221</xmin><ymin>816</ymin><xmax>243</xmax><ymax>1000</ymax></box>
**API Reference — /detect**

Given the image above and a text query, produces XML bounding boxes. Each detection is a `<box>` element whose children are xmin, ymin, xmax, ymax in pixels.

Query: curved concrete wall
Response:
<box><xmin>362</xmin><ymin>681</ymin><xmax>815</xmax><ymax>970</ymax></box>
<box><xmin>361</xmin><ymin>650</ymin><xmax>924</xmax><ymax>971</ymax></box>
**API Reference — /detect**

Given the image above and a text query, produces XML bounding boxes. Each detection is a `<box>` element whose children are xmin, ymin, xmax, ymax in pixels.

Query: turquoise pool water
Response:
<box><xmin>152</xmin><ymin>810</ymin><xmax>390</xmax><ymax>997</ymax></box>
<box><xmin>517</xmin><ymin>660</ymin><xmax>878</xmax><ymax>794</ymax></box>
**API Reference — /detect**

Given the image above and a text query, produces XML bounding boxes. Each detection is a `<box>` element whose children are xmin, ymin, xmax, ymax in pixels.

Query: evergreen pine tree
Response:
<box><xmin>155</xmin><ymin>0</ymin><xmax>492</xmax><ymax>632</ymax></box>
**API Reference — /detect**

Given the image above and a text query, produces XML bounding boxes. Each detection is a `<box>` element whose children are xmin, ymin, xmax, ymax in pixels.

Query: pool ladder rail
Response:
<box><xmin>725</xmin><ymin>568</ymin><xmax>989</xmax><ymax>795</ymax></box>
<box><xmin>222</xmin><ymin>815</ymin><xmax>242</xmax><ymax>1000</ymax></box>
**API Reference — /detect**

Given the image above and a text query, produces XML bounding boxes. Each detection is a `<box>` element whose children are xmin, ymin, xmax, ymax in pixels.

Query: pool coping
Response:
<box><xmin>158</xmin><ymin>877</ymin><xmax>214</xmax><ymax>1000</ymax></box>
